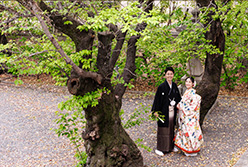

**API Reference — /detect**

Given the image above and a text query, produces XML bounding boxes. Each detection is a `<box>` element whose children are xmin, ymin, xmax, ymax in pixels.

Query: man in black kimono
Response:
<box><xmin>151</xmin><ymin>67</ymin><xmax>181</xmax><ymax>156</ymax></box>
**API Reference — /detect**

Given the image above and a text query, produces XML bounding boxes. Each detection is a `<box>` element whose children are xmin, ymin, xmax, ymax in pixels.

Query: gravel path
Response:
<box><xmin>0</xmin><ymin>84</ymin><xmax>75</xmax><ymax>166</ymax></box>
<box><xmin>0</xmin><ymin>83</ymin><xmax>247</xmax><ymax>167</ymax></box>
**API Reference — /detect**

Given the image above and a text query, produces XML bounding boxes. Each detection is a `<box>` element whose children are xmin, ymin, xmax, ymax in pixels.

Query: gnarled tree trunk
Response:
<box><xmin>195</xmin><ymin>0</ymin><xmax>226</xmax><ymax>125</ymax></box>
<box><xmin>16</xmin><ymin>0</ymin><xmax>154</xmax><ymax>166</ymax></box>
<box><xmin>66</xmin><ymin>28</ymin><xmax>145</xmax><ymax>166</ymax></box>
<box><xmin>33</xmin><ymin>0</ymin><xmax>153</xmax><ymax>167</ymax></box>
<box><xmin>67</xmin><ymin>76</ymin><xmax>143</xmax><ymax>167</ymax></box>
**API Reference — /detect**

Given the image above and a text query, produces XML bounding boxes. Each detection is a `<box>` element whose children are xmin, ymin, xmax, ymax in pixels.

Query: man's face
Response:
<box><xmin>165</xmin><ymin>70</ymin><xmax>174</xmax><ymax>82</ymax></box>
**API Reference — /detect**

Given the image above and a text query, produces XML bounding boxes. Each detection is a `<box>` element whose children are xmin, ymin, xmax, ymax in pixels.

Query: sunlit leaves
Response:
<box><xmin>14</xmin><ymin>78</ymin><xmax>24</xmax><ymax>85</ymax></box>
<box><xmin>122</xmin><ymin>102</ymin><xmax>150</xmax><ymax>129</ymax></box>
<box><xmin>58</xmin><ymin>88</ymin><xmax>110</xmax><ymax>112</ymax></box>
<box><xmin>64</xmin><ymin>20</ymin><xmax>73</xmax><ymax>25</ymax></box>
<box><xmin>135</xmin><ymin>138</ymin><xmax>152</xmax><ymax>152</ymax></box>
<box><xmin>219</xmin><ymin>1</ymin><xmax>248</xmax><ymax>89</ymax></box>
<box><xmin>70</xmin><ymin>50</ymin><xmax>93</xmax><ymax>69</ymax></box>
<box><xmin>77</xmin><ymin>1</ymin><xmax>161</xmax><ymax>37</ymax></box>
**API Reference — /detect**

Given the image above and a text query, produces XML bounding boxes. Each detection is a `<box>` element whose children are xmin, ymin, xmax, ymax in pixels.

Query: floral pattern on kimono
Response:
<box><xmin>174</xmin><ymin>88</ymin><xmax>203</xmax><ymax>154</ymax></box>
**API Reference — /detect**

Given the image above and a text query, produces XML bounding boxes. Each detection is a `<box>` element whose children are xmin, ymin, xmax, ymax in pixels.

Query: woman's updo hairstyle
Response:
<box><xmin>164</xmin><ymin>67</ymin><xmax>174</xmax><ymax>74</ymax></box>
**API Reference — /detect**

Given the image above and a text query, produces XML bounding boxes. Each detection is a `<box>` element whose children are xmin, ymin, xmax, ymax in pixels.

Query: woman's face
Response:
<box><xmin>165</xmin><ymin>70</ymin><xmax>174</xmax><ymax>82</ymax></box>
<box><xmin>185</xmin><ymin>78</ymin><xmax>193</xmax><ymax>89</ymax></box>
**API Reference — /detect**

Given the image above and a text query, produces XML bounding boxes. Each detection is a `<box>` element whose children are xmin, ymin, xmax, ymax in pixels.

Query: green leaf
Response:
<box><xmin>64</xmin><ymin>21</ymin><xmax>73</xmax><ymax>25</ymax></box>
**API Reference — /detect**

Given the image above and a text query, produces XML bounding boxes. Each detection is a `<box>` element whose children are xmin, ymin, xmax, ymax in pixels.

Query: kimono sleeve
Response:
<box><xmin>151</xmin><ymin>85</ymin><xmax>162</xmax><ymax>114</ymax></box>
<box><xmin>175</xmin><ymin>85</ymin><xmax>182</xmax><ymax>104</ymax></box>
<box><xmin>189</xmin><ymin>94</ymin><xmax>201</xmax><ymax>112</ymax></box>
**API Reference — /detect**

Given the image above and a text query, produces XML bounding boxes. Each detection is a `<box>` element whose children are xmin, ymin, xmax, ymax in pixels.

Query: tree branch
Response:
<box><xmin>89</xmin><ymin>0</ymin><xmax>98</xmax><ymax>15</ymax></box>
<box><xmin>96</xmin><ymin>31</ymin><xmax>115</xmax><ymax>78</ymax></box>
<box><xmin>27</xmin><ymin>50</ymin><xmax>50</xmax><ymax>57</ymax></box>
<box><xmin>66</xmin><ymin>0</ymin><xmax>78</xmax><ymax>15</ymax></box>
<box><xmin>38</xmin><ymin>0</ymin><xmax>95</xmax><ymax>53</ymax></box>
<box><xmin>28</xmin><ymin>0</ymin><xmax>102</xmax><ymax>84</ymax></box>
<box><xmin>114</xmin><ymin>0</ymin><xmax>154</xmax><ymax>98</ymax></box>
<box><xmin>109</xmin><ymin>30</ymin><xmax>127</xmax><ymax>71</ymax></box>
<box><xmin>114</xmin><ymin>35</ymin><xmax>139</xmax><ymax>98</ymax></box>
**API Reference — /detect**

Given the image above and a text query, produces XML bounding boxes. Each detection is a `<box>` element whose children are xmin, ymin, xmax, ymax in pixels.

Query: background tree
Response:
<box><xmin>194</xmin><ymin>0</ymin><xmax>248</xmax><ymax>124</ymax></box>
<box><xmin>220</xmin><ymin>1</ymin><xmax>248</xmax><ymax>90</ymax></box>
<box><xmin>0</xmin><ymin>33</ymin><xmax>8</xmax><ymax>74</ymax></box>
<box><xmin>194</xmin><ymin>0</ymin><xmax>226</xmax><ymax>125</ymax></box>
<box><xmin>135</xmin><ymin>0</ymin><xmax>226</xmax><ymax>125</ymax></box>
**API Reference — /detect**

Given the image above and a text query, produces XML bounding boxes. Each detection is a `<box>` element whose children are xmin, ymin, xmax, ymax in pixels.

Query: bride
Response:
<box><xmin>173</xmin><ymin>77</ymin><xmax>203</xmax><ymax>156</ymax></box>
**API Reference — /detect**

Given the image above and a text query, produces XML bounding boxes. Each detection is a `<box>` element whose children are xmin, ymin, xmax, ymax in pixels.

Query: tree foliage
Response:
<box><xmin>219</xmin><ymin>1</ymin><xmax>248</xmax><ymax>89</ymax></box>
<box><xmin>1</xmin><ymin>1</ymin><xmax>247</xmax><ymax>87</ymax></box>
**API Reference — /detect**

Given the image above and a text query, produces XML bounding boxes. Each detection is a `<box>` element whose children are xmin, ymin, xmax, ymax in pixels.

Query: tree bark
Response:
<box><xmin>97</xmin><ymin>31</ymin><xmax>115</xmax><ymax>79</ymax></box>
<box><xmin>195</xmin><ymin>0</ymin><xmax>225</xmax><ymax>125</ymax></box>
<box><xmin>114</xmin><ymin>0</ymin><xmax>154</xmax><ymax>98</ymax></box>
<box><xmin>109</xmin><ymin>30</ymin><xmax>127</xmax><ymax>71</ymax></box>
<box><xmin>114</xmin><ymin>34</ymin><xmax>139</xmax><ymax>98</ymax></box>
<box><xmin>241</xmin><ymin>58</ymin><xmax>248</xmax><ymax>72</ymax></box>
<box><xmin>0</xmin><ymin>33</ymin><xmax>10</xmax><ymax>74</ymax></box>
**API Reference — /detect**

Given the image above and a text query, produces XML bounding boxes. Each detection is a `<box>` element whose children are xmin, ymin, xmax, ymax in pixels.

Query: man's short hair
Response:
<box><xmin>164</xmin><ymin>67</ymin><xmax>174</xmax><ymax>74</ymax></box>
